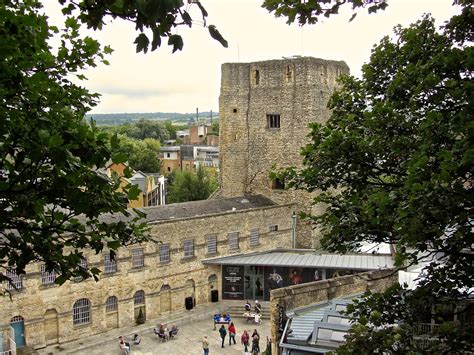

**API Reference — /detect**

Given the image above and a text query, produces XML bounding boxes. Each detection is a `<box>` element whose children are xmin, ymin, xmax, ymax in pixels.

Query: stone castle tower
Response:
<box><xmin>219</xmin><ymin>56</ymin><xmax>349</xmax><ymax>248</ymax></box>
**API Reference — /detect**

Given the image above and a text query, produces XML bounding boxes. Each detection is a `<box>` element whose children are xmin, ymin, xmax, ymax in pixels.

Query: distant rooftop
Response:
<box><xmin>160</xmin><ymin>146</ymin><xmax>180</xmax><ymax>151</ymax></box>
<box><xmin>196</xmin><ymin>146</ymin><xmax>219</xmax><ymax>152</ymax></box>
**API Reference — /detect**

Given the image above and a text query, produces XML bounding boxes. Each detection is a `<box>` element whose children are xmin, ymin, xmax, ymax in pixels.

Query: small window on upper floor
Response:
<box><xmin>228</xmin><ymin>232</ymin><xmax>239</xmax><ymax>251</ymax></box>
<box><xmin>285</xmin><ymin>65</ymin><xmax>293</xmax><ymax>82</ymax></box>
<box><xmin>267</xmin><ymin>114</ymin><xmax>281</xmax><ymax>129</ymax></box>
<box><xmin>104</xmin><ymin>253</ymin><xmax>117</xmax><ymax>274</ymax></box>
<box><xmin>183</xmin><ymin>239</ymin><xmax>194</xmax><ymax>258</ymax></box>
<box><xmin>269</xmin><ymin>224</ymin><xmax>279</xmax><ymax>232</ymax></box>
<box><xmin>6</xmin><ymin>270</ymin><xmax>22</xmax><ymax>291</ymax></box>
<box><xmin>207</xmin><ymin>235</ymin><xmax>218</xmax><ymax>255</ymax></box>
<box><xmin>254</xmin><ymin>70</ymin><xmax>260</xmax><ymax>85</ymax></box>
<box><xmin>73</xmin><ymin>258</ymin><xmax>88</xmax><ymax>282</ymax></box>
<box><xmin>167</xmin><ymin>167</ymin><xmax>171</xmax><ymax>172</ymax></box>
<box><xmin>41</xmin><ymin>264</ymin><xmax>56</xmax><ymax>285</ymax></box>
<box><xmin>131</xmin><ymin>248</ymin><xmax>144</xmax><ymax>268</ymax></box>
<box><xmin>166</xmin><ymin>153</ymin><xmax>171</xmax><ymax>158</ymax></box>
<box><xmin>249</xmin><ymin>228</ymin><xmax>260</xmax><ymax>247</ymax></box>
<box><xmin>159</xmin><ymin>244</ymin><xmax>170</xmax><ymax>263</ymax></box>
<box><xmin>233</xmin><ymin>108</ymin><xmax>238</xmax><ymax>113</ymax></box>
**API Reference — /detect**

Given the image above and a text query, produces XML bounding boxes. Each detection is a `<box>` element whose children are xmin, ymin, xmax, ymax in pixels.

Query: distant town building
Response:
<box><xmin>194</xmin><ymin>146</ymin><xmax>219</xmax><ymax>173</ymax></box>
<box><xmin>159</xmin><ymin>145</ymin><xmax>219</xmax><ymax>175</ymax></box>
<box><xmin>103</xmin><ymin>162</ymin><xmax>166</xmax><ymax>207</ymax></box>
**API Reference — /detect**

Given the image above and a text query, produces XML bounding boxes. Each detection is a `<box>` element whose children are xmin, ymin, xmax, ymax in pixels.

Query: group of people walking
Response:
<box><xmin>204</xmin><ymin>323</ymin><xmax>261</xmax><ymax>354</ymax></box>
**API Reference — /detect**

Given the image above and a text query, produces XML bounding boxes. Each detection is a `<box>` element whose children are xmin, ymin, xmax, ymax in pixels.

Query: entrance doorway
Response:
<box><xmin>244</xmin><ymin>266</ymin><xmax>264</xmax><ymax>300</ymax></box>
<box><xmin>10</xmin><ymin>316</ymin><xmax>25</xmax><ymax>348</ymax></box>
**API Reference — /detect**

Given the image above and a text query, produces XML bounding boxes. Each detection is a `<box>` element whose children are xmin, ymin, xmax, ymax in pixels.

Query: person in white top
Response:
<box><xmin>254</xmin><ymin>313</ymin><xmax>261</xmax><ymax>324</ymax></box>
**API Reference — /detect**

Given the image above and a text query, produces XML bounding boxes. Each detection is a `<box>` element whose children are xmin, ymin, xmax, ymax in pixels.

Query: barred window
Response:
<box><xmin>249</xmin><ymin>228</ymin><xmax>260</xmax><ymax>246</ymax></box>
<box><xmin>267</xmin><ymin>114</ymin><xmax>281</xmax><ymax>129</ymax></box>
<box><xmin>207</xmin><ymin>235</ymin><xmax>217</xmax><ymax>255</ymax></box>
<box><xmin>6</xmin><ymin>270</ymin><xmax>22</xmax><ymax>291</ymax></box>
<box><xmin>183</xmin><ymin>240</ymin><xmax>194</xmax><ymax>258</ymax></box>
<box><xmin>78</xmin><ymin>258</ymin><xmax>88</xmax><ymax>271</ymax></box>
<box><xmin>105</xmin><ymin>296</ymin><xmax>118</xmax><ymax>312</ymax></box>
<box><xmin>134</xmin><ymin>290</ymin><xmax>145</xmax><ymax>305</ymax></box>
<box><xmin>132</xmin><ymin>248</ymin><xmax>144</xmax><ymax>268</ymax></box>
<box><xmin>41</xmin><ymin>264</ymin><xmax>56</xmax><ymax>285</ymax></box>
<box><xmin>104</xmin><ymin>254</ymin><xmax>117</xmax><ymax>274</ymax></box>
<box><xmin>228</xmin><ymin>232</ymin><xmax>239</xmax><ymax>251</ymax></box>
<box><xmin>159</xmin><ymin>244</ymin><xmax>170</xmax><ymax>263</ymax></box>
<box><xmin>73</xmin><ymin>298</ymin><xmax>91</xmax><ymax>325</ymax></box>
<box><xmin>72</xmin><ymin>258</ymin><xmax>88</xmax><ymax>282</ymax></box>
<box><xmin>269</xmin><ymin>224</ymin><xmax>279</xmax><ymax>232</ymax></box>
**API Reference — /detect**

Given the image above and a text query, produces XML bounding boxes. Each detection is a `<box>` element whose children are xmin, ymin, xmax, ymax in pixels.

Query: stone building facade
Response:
<box><xmin>219</xmin><ymin>57</ymin><xmax>349</xmax><ymax>248</ymax></box>
<box><xmin>0</xmin><ymin>196</ymin><xmax>293</xmax><ymax>350</ymax></box>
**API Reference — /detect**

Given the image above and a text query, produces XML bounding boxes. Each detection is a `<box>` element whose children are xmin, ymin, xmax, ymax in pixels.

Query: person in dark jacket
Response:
<box><xmin>251</xmin><ymin>329</ymin><xmax>260</xmax><ymax>354</ymax></box>
<box><xmin>219</xmin><ymin>324</ymin><xmax>227</xmax><ymax>348</ymax></box>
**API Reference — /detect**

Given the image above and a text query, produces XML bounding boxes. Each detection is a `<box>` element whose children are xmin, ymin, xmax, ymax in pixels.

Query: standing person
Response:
<box><xmin>251</xmin><ymin>329</ymin><xmax>260</xmax><ymax>354</ymax></box>
<box><xmin>202</xmin><ymin>335</ymin><xmax>210</xmax><ymax>355</ymax></box>
<box><xmin>228</xmin><ymin>322</ymin><xmax>237</xmax><ymax>345</ymax></box>
<box><xmin>219</xmin><ymin>324</ymin><xmax>227</xmax><ymax>348</ymax></box>
<box><xmin>241</xmin><ymin>330</ymin><xmax>250</xmax><ymax>353</ymax></box>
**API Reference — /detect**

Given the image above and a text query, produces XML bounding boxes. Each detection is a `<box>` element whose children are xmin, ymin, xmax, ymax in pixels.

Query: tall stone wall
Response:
<box><xmin>219</xmin><ymin>57</ymin><xmax>349</xmax><ymax>248</ymax></box>
<box><xmin>0</xmin><ymin>203</ymin><xmax>293</xmax><ymax>349</ymax></box>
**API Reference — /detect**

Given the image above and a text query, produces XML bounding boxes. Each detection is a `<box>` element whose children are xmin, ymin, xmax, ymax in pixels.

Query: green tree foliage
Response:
<box><xmin>262</xmin><ymin>0</ymin><xmax>469</xmax><ymax>25</ymax></box>
<box><xmin>0</xmin><ymin>0</ymin><xmax>150</xmax><ymax>286</ymax></box>
<box><xmin>60</xmin><ymin>0</ymin><xmax>227</xmax><ymax>53</ymax></box>
<box><xmin>127</xmin><ymin>119</ymin><xmax>171</xmax><ymax>141</ymax></box>
<box><xmin>167</xmin><ymin>167</ymin><xmax>218</xmax><ymax>203</ymax></box>
<box><xmin>100</xmin><ymin>119</ymin><xmax>188</xmax><ymax>142</ymax></box>
<box><xmin>211</xmin><ymin>121</ymin><xmax>219</xmax><ymax>136</ymax></box>
<box><xmin>165</xmin><ymin>120</ymin><xmax>188</xmax><ymax>140</ymax></box>
<box><xmin>101</xmin><ymin>119</ymin><xmax>169</xmax><ymax>142</ymax></box>
<box><xmin>112</xmin><ymin>135</ymin><xmax>161</xmax><ymax>172</ymax></box>
<box><xmin>280</xmin><ymin>6</ymin><xmax>473</xmax><ymax>352</ymax></box>
<box><xmin>263</xmin><ymin>0</ymin><xmax>388</xmax><ymax>24</ymax></box>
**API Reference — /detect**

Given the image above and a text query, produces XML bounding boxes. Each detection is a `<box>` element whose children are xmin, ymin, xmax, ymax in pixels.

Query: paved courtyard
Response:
<box><xmin>38</xmin><ymin>313</ymin><xmax>270</xmax><ymax>355</ymax></box>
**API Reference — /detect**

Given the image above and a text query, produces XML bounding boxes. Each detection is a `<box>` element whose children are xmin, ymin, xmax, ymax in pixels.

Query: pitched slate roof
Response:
<box><xmin>100</xmin><ymin>194</ymin><xmax>279</xmax><ymax>224</ymax></box>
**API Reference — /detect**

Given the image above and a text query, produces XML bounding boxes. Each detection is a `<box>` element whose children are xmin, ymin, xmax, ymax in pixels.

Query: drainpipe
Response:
<box><xmin>291</xmin><ymin>212</ymin><xmax>297</xmax><ymax>249</ymax></box>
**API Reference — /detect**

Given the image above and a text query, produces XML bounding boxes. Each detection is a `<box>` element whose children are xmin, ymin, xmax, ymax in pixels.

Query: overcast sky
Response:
<box><xmin>43</xmin><ymin>0</ymin><xmax>459</xmax><ymax>114</ymax></box>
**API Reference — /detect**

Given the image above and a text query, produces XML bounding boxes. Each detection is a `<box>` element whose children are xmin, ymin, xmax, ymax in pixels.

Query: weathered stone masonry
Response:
<box><xmin>219</xmin><ymin>57</ymin><xmax>349</xmax><ymax>248</ymax></box>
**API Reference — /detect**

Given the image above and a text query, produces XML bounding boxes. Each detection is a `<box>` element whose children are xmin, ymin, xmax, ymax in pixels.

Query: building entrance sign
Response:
<box><xmin>223</xmin><ymin>265</ymin><xmax>244</xmax><ymax>299</ymax></box>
